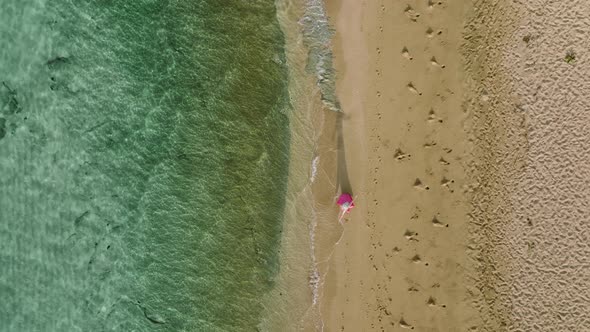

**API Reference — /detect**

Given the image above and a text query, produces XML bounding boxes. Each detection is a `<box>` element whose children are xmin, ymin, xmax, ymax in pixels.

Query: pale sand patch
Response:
<box><xmin>464</xmin><ymin>0</ymin><xmax>590</xmax><ymax>331</ymax></box>
<box><xmin>320</xmin><ymin>0</ymin><xmax>483</xmax><ymax>331</ymax></box>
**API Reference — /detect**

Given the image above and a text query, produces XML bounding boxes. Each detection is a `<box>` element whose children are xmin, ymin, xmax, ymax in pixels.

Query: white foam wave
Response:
<box><xmin>299</xmin><ymin>0</ymin><xmax>340</xmax><ymax>112</ymax></box>
<box><xmin>310</xmin><ymin>155</ymin><xmax>320</xmax><ymax>183</ymax></box>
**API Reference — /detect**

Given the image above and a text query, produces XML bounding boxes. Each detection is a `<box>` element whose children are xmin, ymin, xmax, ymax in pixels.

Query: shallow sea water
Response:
<box><xmin>0</xmin><ymin>1</ymin><xmax>291</xmax><ymax>331</ymax></box>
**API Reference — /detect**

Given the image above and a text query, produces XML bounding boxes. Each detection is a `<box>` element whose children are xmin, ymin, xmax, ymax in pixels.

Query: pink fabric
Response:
<box><xmin>337</xmin><ymin>193</ymin><xmax>354</xmax><ymax>207</ymax></box>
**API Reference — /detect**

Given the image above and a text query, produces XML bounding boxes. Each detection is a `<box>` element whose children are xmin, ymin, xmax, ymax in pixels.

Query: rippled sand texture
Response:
<box><xmin>465</xmin><ymin>0</ymin><xmax>590</xmax><ymax>330</ymax></box>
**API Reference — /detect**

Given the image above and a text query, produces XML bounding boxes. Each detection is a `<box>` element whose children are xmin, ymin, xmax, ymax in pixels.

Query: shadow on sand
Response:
<box><xmin>335</xmin><ymin>112</ymin><xmax>352</xmax><ymax>196</ymax></box>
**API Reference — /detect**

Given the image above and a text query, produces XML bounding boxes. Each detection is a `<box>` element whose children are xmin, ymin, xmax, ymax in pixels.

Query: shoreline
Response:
<box><xmin>260</xmin><ymin>1</ymin><xmax>344</xmax><ymax>330</ymax></box>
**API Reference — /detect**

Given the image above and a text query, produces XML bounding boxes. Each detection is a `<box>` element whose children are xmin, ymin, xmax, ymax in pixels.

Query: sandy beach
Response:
<box><xmin>315</xmin><ymin>0</ymin><xmax>590</xmax><ymax>331</ymax></box>
<box><xmin>319</xmin><ymin>0</ymin><xmax>481</xmax><ymax>330</ymax></box>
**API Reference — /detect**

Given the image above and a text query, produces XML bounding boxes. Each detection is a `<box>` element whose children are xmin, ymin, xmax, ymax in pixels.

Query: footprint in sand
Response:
<box><xmin>404</xmin><ymin>5</ymin><xmax>420</xmax><ymax>22</ymax></box>
<box><xmin>390</xmin><ymin>246</ymin><xmax>402</xmax><ymax>255</ymax></box>
<box><xmin>427</xmin><ymin>109</ymin><xmax>436</xmax><ymax>121</ymax></box>
<box><xmin>426</xmin><ymin>27</ymin><xmax>434</xmax><ymax>38</ymax></box>
<box><xmin>407</xmin><ymin>82</ymin><xmax>422</xmax><ymax>95</ymax></box>
<box><xmin>399</xmin><ymin>318</ymin><xmax>414</xmax><ymax>329</ymax></box>
<box><xmin>430</xmin><ymin>56</ymin><xmax>446</xmax><ymax>68</ymax></box>
<box><xmin>439</xmin><ymin>157</ymin><xmax>450</xmax><ymax>165</ymax></box>
<box><xmin>427</xmin><ymin>109</ymin><xmax>444</xmax><ymax>123</ymax></box>
<box><xmin>401</xmin><ymin>47</ymin><xmax>413</xmax><ymax>60</ymax></box>
<box><xmin>411</xmin><ymin>254</ymin><xmax>422</xmax><ymax>263</ymax></box>
<box><xmin>441</xmin><ymin>177</ymin><xmax>455</xmax><ymax>192</ymax></box>
<box><xmin>423</xmin><ymin>141</ymin><xmax>437</xmax><ymax>148</ymax></box>
<box><xmin>404</xmin><ymin>229</ymin><xmax>419</xmax><ymax>241</ymax></box>
<box><xmin>427</xmin><ymin>296</ymin><xmax>437</xmax><ymax>306</ymax></box>
<box><xmin>394</xmin><ymin>148</ymin><xmax>410</xmax><ymax>160</ymax></box>
<box><xmin>440</xmin><ymin>177</ymin><xmax>452</xmax><ymax>185</ymax></box>
<box><xmin>426</xmin><ymin>28</ymin><xmax>443</xmax><ymax>38</ymax></box>
<box><xmin>431</xmin><ymin>216</ymin><xmax>449</xmax><ymax>227</ymax></box>
<box><xmin>413</xmin><ymin>178</ymin><xmax>430</xmax><ymax>190</ymax></box>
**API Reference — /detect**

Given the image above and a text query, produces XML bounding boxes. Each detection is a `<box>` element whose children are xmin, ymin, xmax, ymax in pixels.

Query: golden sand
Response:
<box><xmin>319</xmin><ymin>0</ymin><xmax>482</xmax><ymax>330</ymax></box>
<box><xmin>315</xmin><ymin>0</ymin><xmax>590</xmax><ymax>331</ymax></box>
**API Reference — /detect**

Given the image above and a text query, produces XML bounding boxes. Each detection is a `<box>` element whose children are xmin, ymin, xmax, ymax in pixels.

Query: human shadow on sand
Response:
<box><xmin>335</xmin><ymin>111</ymin><xmax>352</xmax><ymax>196</ymax></box>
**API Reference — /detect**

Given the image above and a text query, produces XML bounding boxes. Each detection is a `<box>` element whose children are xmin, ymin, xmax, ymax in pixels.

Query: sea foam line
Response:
<box><xmin>299</xmin><ymin>0</ymin><xmax>340</xmax><ymax>112</ymax></box>
<box><xmin>310</xmin><ymin>155</ymin><xmax>320</xmax><ymax>183</ymax></box>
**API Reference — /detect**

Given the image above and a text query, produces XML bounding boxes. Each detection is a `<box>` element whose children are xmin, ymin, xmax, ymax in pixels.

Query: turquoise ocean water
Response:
<box><xmin>0</xmin><ymin>1</ymin><xmax>293</xmax><ymax>331</ymax></box>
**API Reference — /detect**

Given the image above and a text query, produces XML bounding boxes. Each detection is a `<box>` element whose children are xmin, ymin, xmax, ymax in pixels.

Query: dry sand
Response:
<box><xmin>464</xmin><ymin>0</ymin><xmax>590</xmax><ymax>330</ymax></box>
<box><xmin>315</xmin><ymin>0</ymin><xmax>590</xmax><ymax>331</ymax></box>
